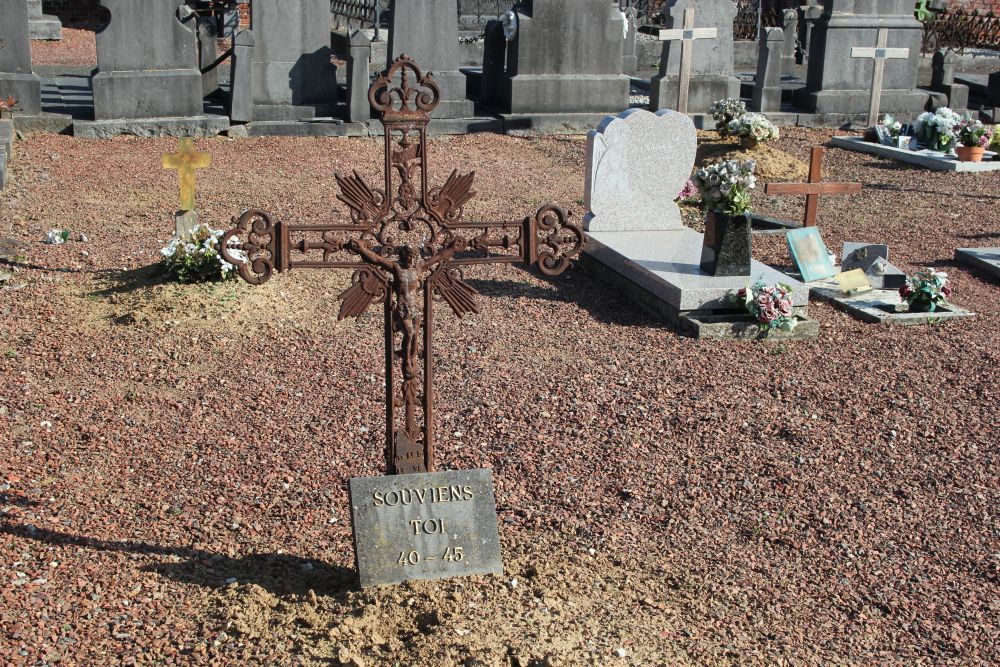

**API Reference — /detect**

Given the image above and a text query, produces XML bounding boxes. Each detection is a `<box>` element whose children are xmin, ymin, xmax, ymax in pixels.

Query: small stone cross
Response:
<box><xmin>765</xmin><ymin>147</ymin><xmax>862</xmax><ymax>227</ymax></box>
<box><xmin>162</xmin><ymin>138</ymin><xmax>211</xmax><ymax>212</ymax></box>
<box><xmin>850</xmin><ymin>29</ymin><xmax>910</xmax><ymax>127</ymax></box>
<box><xmin>656</xmin><ymin>8</ymin><xmax>718</xmax><ymax>114</ymax></box>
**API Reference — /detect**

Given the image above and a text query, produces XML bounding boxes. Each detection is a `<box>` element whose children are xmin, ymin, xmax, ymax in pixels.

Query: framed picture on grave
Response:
<box><xmin>787</xmin><ymin>227</ymin><xmax>837</xmax><ymax>283</ymax></box>
<box><xmin>874</xmin><ymin>125</ymin><xmax>894</xmax><ymax>146</ymax></box>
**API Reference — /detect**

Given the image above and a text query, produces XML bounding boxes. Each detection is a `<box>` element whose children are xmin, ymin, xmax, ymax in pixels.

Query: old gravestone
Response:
<box><xmin>793</xmin><ymin>0</ymin><xmax>926</xmax><ymax>118</ymax></box>
<box><xmin>751</xmin><ymin>27</ymin><xmax>784</xmax><ymax>112</ymax></box>
<box><xmin>0</xmin><ymin>0</ymin><xmax>42</xmax><ymax>115</ymax></box>
<box><xmin>93</xmin><ymin>0</ymin><xmax>203</xmax><ymax>120</ymax></box>
<box><xmin>27</xmin><ymin>0</ymin><xmax>62</xmax><ymax>41</ymax></box>
<box><xmin>388</xmin><ymin>0</ymin><xmax>473</xmax><ymax>119</ymax></box>
<box><xmin>479</xmin><ymin>0</ymin><xmax>630</xmax><ymax>115</ymax></box>
<box><xmin>650</xmin><ymin>0</ymin><xmax>740</xmax><ymax>114</ymax></box>
<box><xmin>930</xmin><ymin>49</ymin><xmax>969</xmax><ymax>111</ymax></box>
<box><xmin>248</xmin><ymin>0</ymin><xmax>338</xmax><ymax>121</ymax></box>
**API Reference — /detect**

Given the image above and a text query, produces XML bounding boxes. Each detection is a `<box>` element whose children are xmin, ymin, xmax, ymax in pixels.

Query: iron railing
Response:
<box><xmin>922</xmin><ymin>9</ymin><xmax>1000</xmax><ymax>54</ymax></box>
<box><xmin>331</xmin><ymin>0</ymin><xmax>391</xmax><ymax>31</ymax></box>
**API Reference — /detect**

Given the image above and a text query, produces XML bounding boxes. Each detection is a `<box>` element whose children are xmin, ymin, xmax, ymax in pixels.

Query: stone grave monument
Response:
<box><xmin>388</xmin><ymin>0</ymin><xmax>473</xmax><ymax>120</ymax></box>
<box><xmin>649</xmin><ymin>0</ymin><xmax>740</xmax><ymax>114</ymax></box>
<box><xmin>929</xmin><ymin>50</ymin><xmax>969</xmax><ymax>112</ymax></box>
<box><xmin>0</xmin><ymin>0</ymin><xmax>42</xmax><ymax>115</ymax></box>
<box><xmin>751</xmin><ymin>27</ymin><xmax>785</xmax><ymax>112</ymax></box>
<box><xmin>793</xmin><ymin>0</ymin><xmax>926</xmax><ymax>120</ymax></box>
<box><xmin>580</xmin><ymin>108</ymin><xmax>814</xmax><ymax>339</ymax></box>
<box><xmin>27</xmin><ymin>0</ymin><xmax>62</xmax><ymax>41</ymax></box>
<box><xmin>248</xmin><ymin>0</ymin><xmax>338</xmax><ymax>122</ymax></box>
<box><xmin>478</xmin><ymin>0</ymin><xmax>630</xmax><ymax>125</ymax></box>
<box><xmin>217</xmin><ymin>56</ymin><xmax>584</xmax><ymax>587</ymax></box>
<box><xmin>955</xmin><ymin>248</ymin><xmax>1000</xmax><ymax>282</ymax></box>
<box><xmin>84</xmin><ymin>0</ymin><xmax>228</xmax><ymax>137</ymax></box>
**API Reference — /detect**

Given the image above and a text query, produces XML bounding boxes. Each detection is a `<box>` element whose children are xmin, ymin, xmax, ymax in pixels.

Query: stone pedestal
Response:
<box><xmin>249</xmin><ymin>0</ymin><xmax>338</xmax><ymax>121</ymax></box>
<box><xmin>650</xmin><ymin>0</ymin><xmax>741</xmax><ymax>114</ymax></box>
<box><xmin>481</xmin><ymin>0</ymin><xmax>629</xmax><ymax>115</ymax></box>
<box><xmin>929</xmin><ymin>50</ymin><xmax>968</xmax><ymax>111</ymax></box>
<box><xmin>229</xmin><ymin>29</ymin><xmax>254</xmax><ymax>123</ymax></box>
<box><xmin>347</xmin><ymin>30</ymin><xmax>372</xmax><ymax>123</ymax></box>
<box><xmin>27</xmin><ymin>0</ymin><xmax>62</xmax><ymax>41</ymax></box>
<box><xmin>793</xmin><ymin>0</ymin><xmax>927</xmax><ymax>118</ymax></box>
<box><xmin>700</xmin><ymin>212</ymin><xmax>752</xmax><ymax>277</ymax></box>
<box><xmin>389</xmin><ymin>0</ymin><xmax>473</xmax><ymax>119</ymax></box>
<box><xmin>93</xmin><ymin>0</ymin><xmax>203</xmax><ymax>120</ymax></box>
<box><xmin>751</xmin><ymin>27</ymin><xmax>784</xmax><ymax>112</ymax></box>
<box><xmin>0</xmin><ymin>1</ymin><xmax>42</xmax><ymax>115</ymax></box>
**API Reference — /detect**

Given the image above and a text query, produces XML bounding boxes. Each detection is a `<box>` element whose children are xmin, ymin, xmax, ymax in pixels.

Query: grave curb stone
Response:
<box><xmin>72</xmin><ymin>115</ymin><xmax>230</xmax><ymax>140</ymax></box>
<box><xmin>955</xmin><ymin>248</ymin><xmax>1000</xmax><ymax>281</ymax></box>
<box><xmin>831</xmin><ymin>137</ymin><xmax>1000</xmax><ymax>172</ymax></box>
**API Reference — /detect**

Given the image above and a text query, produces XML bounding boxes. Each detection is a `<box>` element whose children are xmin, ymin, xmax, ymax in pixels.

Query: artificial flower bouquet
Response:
<box><xmin>956</xmin><ymin>115</ymin><xmax>993</xmax><ymax>148</ymax></box>
<box><xmin>914</xmin><ymin>107</ymin><xmax>962</xmax><ymax>153</ymax></box>
<box><xmin>708</xmin><ymin>98</ymin><xmax>747</xmax><ymax>137</ymax></box>
<box><xmin>161</xmin><ymin>223</ymin><xmax>240</xmax><ymax>283</ymax></box>
<box><xmin>737</xmin><ymin>279</ymin><xmax>798</xmax><ymax>331</ymax></box>
<box><xmin>728</xmin><ymin>113</ymin><xmax>780</xmax><ymax>145</ymax></box>
<box><xmin>691</xmin><ymin>160</ymin><xmax>757</xmax><ymax>216</ymax></box>
<box><xmin>899</xmin><ymin>268</ymin><xmax>952</xmax><ymax>313</ymax></box>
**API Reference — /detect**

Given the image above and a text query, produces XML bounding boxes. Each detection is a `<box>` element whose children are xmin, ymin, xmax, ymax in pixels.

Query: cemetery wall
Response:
<box><xmin>948</xmin><ymin>0</ymin><xmax>1000</xmax><ymax>12</ymax></box>
<box><xmin>41</xmin><ymin>1</ymin><xmax>251</xmax><ymax>28</ymax></box>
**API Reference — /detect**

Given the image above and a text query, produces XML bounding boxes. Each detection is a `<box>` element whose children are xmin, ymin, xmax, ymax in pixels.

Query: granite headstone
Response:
<box><xmin>0</xmin><ymin>0</ymin><xmax>42</xmax><ymax>115</ymax></box>
<box><xmin>27</xmin><ymin>0</ymin><xmax>62</xmax><ymax>41</ymax></box>
<box><xmin>751</xmin><ymin>27</ymin><xmax>784</xmax><ymax>112</ymax></box>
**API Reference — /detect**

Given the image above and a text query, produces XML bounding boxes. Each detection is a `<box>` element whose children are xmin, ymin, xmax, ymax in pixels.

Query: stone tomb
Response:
<box><xmin>580</xmin><ymin>109</ymin><xmax>814</xmax><ymax>339</ymax></box>
<box><xmin>955</xmin><ymin>248</ymin><xmax>1000</xmax><ymax>282</ymax></box>
<box><xmin>830</xmin><ymin>137</ymin><xmax>1000</xmax><ymax>173</ymax></box>
<box><xmin>27</xmin><ymin>0</ymin><xmax>62</xmax><ymax>41</ymax></box>
<box><xmin>0</xmin><ymin>0</ymin><xmax>42</xmax><ymax>115</ymax></box>
<box><xmin>649</xmin><ymin>0</ymin><xmax>740</xmax><ymax>114</ymax></box>
<box><xmin>810</xmin><ymin>280</ymin><xmax>976</xmax><ymax>325</ymax></box>
<box><xmin>349</xmin><ymin>470</ymin><xmax>503</xmax><ymax>588</ymax></box>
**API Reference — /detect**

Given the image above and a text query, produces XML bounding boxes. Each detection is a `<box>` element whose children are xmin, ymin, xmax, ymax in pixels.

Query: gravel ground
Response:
<box><xmin>0</xmin><ymin>129</ymin><xmax>998</xmax><ymax>666</ymax></box>
<box><xmin>29</xmin><ymin>29</ymin><xmax>98</xmax><ymax>68</ymax></box>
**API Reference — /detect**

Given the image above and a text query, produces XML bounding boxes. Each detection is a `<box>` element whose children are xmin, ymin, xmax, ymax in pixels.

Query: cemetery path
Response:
<box><xmin>0</xmin><ymin>129</ymin><xmax>997</xmax><ymax>666</ymax></box>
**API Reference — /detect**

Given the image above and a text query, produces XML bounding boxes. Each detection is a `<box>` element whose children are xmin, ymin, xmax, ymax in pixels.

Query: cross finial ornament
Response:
<box><xmin>765</xmin><ymin>147</ymin><xmax>862</xmax><ymax>227</ymax></box>
<box><xmin>219</xmin><ymin>56</ymin><xmax>584</xmax><ymax>476</ymax></box>
<box><xmin>655</xmin><ymin>8</ymin><xmax>718</xmax><ymax>114</ymax></box>
<box><xmin>163</xmin><ymin>138</ymin><xmax>211</xmax><ymax>212</ymax></box>
<box><xmin>850</xmin><ymin>29</ymin><xmax>910</xmax><ymax>127</ymax></box>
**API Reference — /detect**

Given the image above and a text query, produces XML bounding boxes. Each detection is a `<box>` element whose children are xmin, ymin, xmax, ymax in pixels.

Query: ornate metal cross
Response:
<box><xmin>220</xmin><ymin>56</ymin><xmax>584</xmax><ymax>476</ymax></box>
<box><xmin>765</xmin><ymin>147</ymin><xmax>862</xmax><ymax>228</ymax></box>
<box><xmin>163</xmin><ymin>138</ymin><xmax>212</xmax><ymax>212</ymax></box>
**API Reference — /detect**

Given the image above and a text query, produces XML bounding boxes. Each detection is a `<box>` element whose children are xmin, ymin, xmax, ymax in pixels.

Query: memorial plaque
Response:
<box><xmin>835</xmin><ymin>268</ymin><xmax>873</xmax><ymax>295</ymax></box>
<box><xmin>842</xmin><ymin>242</ymin><xmax>889</xmax><ymax>273</ymax></box>
<box><xmin>349</xmin><ymin>469</ymin><xmax>504</xmax><ymax>588</ymax></box>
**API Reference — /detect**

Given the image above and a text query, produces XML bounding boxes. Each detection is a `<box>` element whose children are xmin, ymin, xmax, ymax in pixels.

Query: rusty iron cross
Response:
<box><xmin>765</xmin><ymin>147</ymin><xmax>862</xmax><ymax>228</ymax></box>
<box><xmin>220</xmin><ymin>56</ymin><xmax>584</xmax><ymax>476</ymax></box>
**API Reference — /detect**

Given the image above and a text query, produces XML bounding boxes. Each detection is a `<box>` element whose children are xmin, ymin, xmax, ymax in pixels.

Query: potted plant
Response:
<box><xmin>727</xmin><ymin>113</ymin><xmax>780</xmax><ymax>149</ymax></box>
<box><xmin>899</xmin><ymin>268</ymin><xmax>952</xmax><ymax>313</ymax></box>
<box><xmin>692</xmin><ymin>159</ymin><xmax>756</xmax><ymax>277</ymax></box>
<box><xmin>954</xmin><ymin>115</ymin><xmax>993</xmax><ymax>162</ymax></box>
<box><xmin>737</xmin><ymin>279</ymin><xmax>798</xmax><ymax>332</ymax></box>
<box><xmin>708</xmin><ymin>98</ymin><xmax>747</xmax><ymax>138</ymax></box>
<box><xmin>913</xmin><ymin>107</ymin><xmax>962</xmax><ymax>153</ymax></box>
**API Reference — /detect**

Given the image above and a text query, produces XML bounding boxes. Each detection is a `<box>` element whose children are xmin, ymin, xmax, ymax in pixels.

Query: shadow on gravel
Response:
<box><xmin>0</xmin><ymin>522</ymin><xmax>357</xmax><ymax>599</ymax></box>
<box><xmin>863</xmin><ymin>181</ymin><xmax>1000</xmax><ymax>200</ymax></box>
<box><xmin>91</xmin><ymin>264</ymin><xmax>168</xmax><ymax>297</ymax></box>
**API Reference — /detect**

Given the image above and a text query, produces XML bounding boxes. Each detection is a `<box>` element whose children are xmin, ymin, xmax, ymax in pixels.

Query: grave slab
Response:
<box><xmin>831</xmin><ymin>137</ymin><xmax>1000</xmax><ymax>172</ymax></box>
<box><xmin>955</xmin><ymin>248</ymin><xmax>1000</xmax><ymax>281</ymax></box>
<box><xmin>810</xmin><ymin>281</ymin><xmax>976</xmax><ymax>324</ymax></box>
<box><xmin>683</xmin><ymin>313</ymin><xmax>820</xmax><ymax>341</ymax></box>
<box><xmin>349</xmin><ymin>469</ymin><xmax>503</xmax><ymax>588</ymax></box>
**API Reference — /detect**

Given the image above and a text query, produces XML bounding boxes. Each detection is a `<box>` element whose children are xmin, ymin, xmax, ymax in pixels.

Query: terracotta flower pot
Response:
<box><xmin>955</xmin><ymin>146</ymin><xmax>985</xmax><ymax>162</ymax></box>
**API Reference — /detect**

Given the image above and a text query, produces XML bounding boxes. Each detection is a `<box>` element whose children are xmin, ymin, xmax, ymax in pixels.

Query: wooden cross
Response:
<box><xmin>219</xmin><ymin>56</ymin><xmax>584</xmax><ymax>476</ymax></box>
<box><xmin>656</xmin><ymin>8</ymin><xmax>718</xmax><ymax>114</ymax></box>
<box><xmin>765</xmin><ymin>147</ymin><xmax>862</xmax><ymax>227</ymax></box>
<box><xmin>850</xmin><ymin>29</ymin><xmax>910</xmax><ymax>127</ymax></box>
<box><xmin>162</xmin><ymin>138</ymin><xmax>211</xmax><ymax>212</ymax></box>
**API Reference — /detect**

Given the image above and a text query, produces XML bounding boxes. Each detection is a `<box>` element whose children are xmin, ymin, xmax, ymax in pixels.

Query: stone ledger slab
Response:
<box><xmin>73</xmin><ymin>115</ymin><xmax>230</xmax><ymax>139</ymax></box>
<box><xmin>811</xmin><ymin>284</ymin><xmax>976</xmax><ymax>325</ymax></box>
<box><xmin>584</xmin><ymin>227</ymin><xmax>809</xmax><ymax>314</ymax></box>
<box><xmin>831</xmin><ymin>137</ymin><xmax>1000</xmax><ymax>173</ymax></box>
<box><xmin>348</xmin><ymin>469</ymin><xmax>503</xmax><ymax>588</ymax></box>
<box><xmin>955</xmin><ymin>248</ymin><xmax>1000</xmax><ymax>281</ymax></box>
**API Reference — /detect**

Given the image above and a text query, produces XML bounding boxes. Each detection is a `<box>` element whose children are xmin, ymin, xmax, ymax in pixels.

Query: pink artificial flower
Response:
<box><xmin>980</xmin><ymin>135</ymin><xmax>991</xmax><ymax>148</ymax></box>
<box><xmin>942</xmin><ymin>285</ymin><xmax>953</xmax><ymax>298</ymax></box>
<box><xmin>755</xmin><ymin>294</ymin><xmax>772</xmax><ymax>310</ymax></box>
<box><xmin>899</xmin><ymin>283</ymin><xmax>914</xmax><ymax>298</ymax></box>
<box><xmin>737</xmin><ymin>287</ymin><xmax>748</xmax><ymax>300</ymax></box>
<box><xmin>778</xmin><ymin>298</ymin><xmax>793</xmax><ymax>316</ymax></box>
<box><xmin>759</xmin><ymin>303</ymin><xmax>779</xmax><ymax>324</ymax></box>
<box><xmin>762</xmin><ymin>286</ymin><xmax>776</xmax><ymax>295</ymax></box>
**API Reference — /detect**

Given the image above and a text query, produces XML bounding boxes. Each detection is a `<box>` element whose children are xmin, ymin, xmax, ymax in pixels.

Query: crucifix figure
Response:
<box><xmin>765</xmin><ymin>147</ymin><xmax>862</xmax><ymax>227</ymax></box>
<box><xmin>219</xmin><ymin>56</ymin><xmax>584</xmax><ymax>476</ymax></box>
<box><xmin>850</xmin><ymin>29</ymin><xmax>910</xmax><ymax>127</ymax></box>
<box><xmin>163</xmin><ymin>137</ymin><xmax>211</xmax><ymax>212</ymax></box>
<box><xmin>655</xmin><ymin>8</ymin><xmax>718</xmax><ymax>114</ymax></box>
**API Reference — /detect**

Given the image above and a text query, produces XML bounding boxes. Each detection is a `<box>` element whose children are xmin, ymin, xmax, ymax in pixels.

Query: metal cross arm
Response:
<box><xmin>219</xmin><ymin>56</ymin><xmax>584</xmax><ymax>476</ymax></box>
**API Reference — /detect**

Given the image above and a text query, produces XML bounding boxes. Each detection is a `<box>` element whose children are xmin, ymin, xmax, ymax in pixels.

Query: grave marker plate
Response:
<box><xmin>349</xmin><ymin>469</ymin><xmax>503</xmax><ymax>588</ymax></box>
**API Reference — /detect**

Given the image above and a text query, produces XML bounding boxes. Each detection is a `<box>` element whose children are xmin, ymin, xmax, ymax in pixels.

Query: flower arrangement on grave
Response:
<box><xmin>899</xmin><ymin>268</ymin><xmax>952</xmax><ymax>313</ymax></box>
<box><xmin>160</xmin><ymin>223</ymin><xmax>240</xmax><ymax>283</ymax></box>
<box><xmin>708</xmin><ymin>98</ymin><xmax>747</xmax><ymax>137</ymax></box>
<box><xmin>727</xmin><ymin>113</ymin><xmax>780</xmax><ymax>148</ymax></box>
<box><xmin>0</xmin><ymin>96</ymin><xmax>16</xmax><ymax>119</ymax></box>
<box><xmin>691</xmin><ymin>159</ymin><xmax>757</xmax><ymax>216</ymax></box>
<box><xmin>914</xmin><ymin>107</ymin><xmax>962</xmax><ymax>153</ymax></box>
<box><xmin>737</xmin><ymin>279</ymin><xmax>798</xmax><ymax>331</ymax></box>
<box><xmin>880</xmin><ymin>113</ymin><xmax>904</xmax><ymax>138</ymax></box>
<box><xmin>954</xmin><ymin>115</ymin><xmax>993</xmax><ymax>162</ymax></box>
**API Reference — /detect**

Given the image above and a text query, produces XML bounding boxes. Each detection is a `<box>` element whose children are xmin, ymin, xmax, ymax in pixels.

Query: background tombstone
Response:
<box><xmin>622</xmin><ymin>6</ymin><xmax>639</xmax><ymax>75</ymax></box>
<box><xmin>751</xmin><ymin>27</ymin><xmax>784</xmax><ymax>112</ymax></box>
<box><xmin>27</xmin><ymin>0</ymin><xmax>62</xmax><ymax>41</ymax></box>
<box><xmin>479</xmin><ymin>0</ymin><xmax>629</xmax><ymax>115</ymax></box>
<box><xmin>650</xmin><ymin>0</ymin><xmax>740</xmax><ymax>114</ymax></box>
<box><xmin>793</xmin><ymin>0</ymin><xmax>926</xmax><ymax>119</ymax></box>
<box><xmin>0</xmin><ymin>0</ymin><xmax>42</xmax><ymax>115</ymax></box>
<box><xmin>249</xmin><ymin>0</ymin><xmax>338</xmax><ymax>121</ymax></box>
<box><xmin>228</xmin><ymin>28</ymin><xmax>254</xmax><ymax>124</ymax></box>
<box><xmin>388</xmin><ymin>0</ymin><xmax>472</xmax><ymax>119</ymax></box>
<box><xmin>197</xmin><ymin>16</ymin><xmax>220</xmax><ymax>99</ymax></box>
<box><xmin>346</xmin><ymin>29</ymin><xmax>372</xmax><ymax>123</ymax></box>
<box><xmin>929</xmin><ymin>50</ymin><xmax>968</xmax><ymax>111</ymax></box>
<box><xmin>92</xmin><ymin>0</ymin><xmax>203</xmax><ymax>120</ymax></box>
<box><xmin>781</xmin><ymin>8</ymin><xmax>798</xmax><ymax>74</ymax></box>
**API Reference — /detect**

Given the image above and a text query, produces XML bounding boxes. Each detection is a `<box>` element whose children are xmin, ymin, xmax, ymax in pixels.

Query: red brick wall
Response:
<box><xmin>41</xmin><ymin>1</ymin><xmax>251</xmax><ymax>29</ymax></box>
<box><xmin>948</xmin><ymin>0</ymin><xmax>1000</xmax><ymax>12</ymax></box>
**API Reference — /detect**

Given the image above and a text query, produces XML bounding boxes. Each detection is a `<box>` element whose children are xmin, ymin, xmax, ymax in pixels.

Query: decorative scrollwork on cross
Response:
<box><xmin>219</xmin><ymin>54</ymin><xmax>584</xmax><ymax>476</ymax></box>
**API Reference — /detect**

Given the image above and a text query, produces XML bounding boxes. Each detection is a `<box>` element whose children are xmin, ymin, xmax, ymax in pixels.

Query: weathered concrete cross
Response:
<box><xmin>850</xmin><ymin>29</ymin><xmax>910</xmax><ymax>127</ymax></box>
<box><xmin>765</xmin><ymin>147</ymin><xmax>862</xmax><ymax>227</ymax></box>
<box><xmin>656</xmin><ymin>8</ymin><xmax>718</xmax><ymax>114</ymax></box>
<box><xmin>162</xmin><ymin>138</ymin><xmax>211</xmax><ymax>212</ymax></box>
<box><xmin>219</xmin><ymin>56</ymin><xmax>584</xmax><ymax>476</ymax></box>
